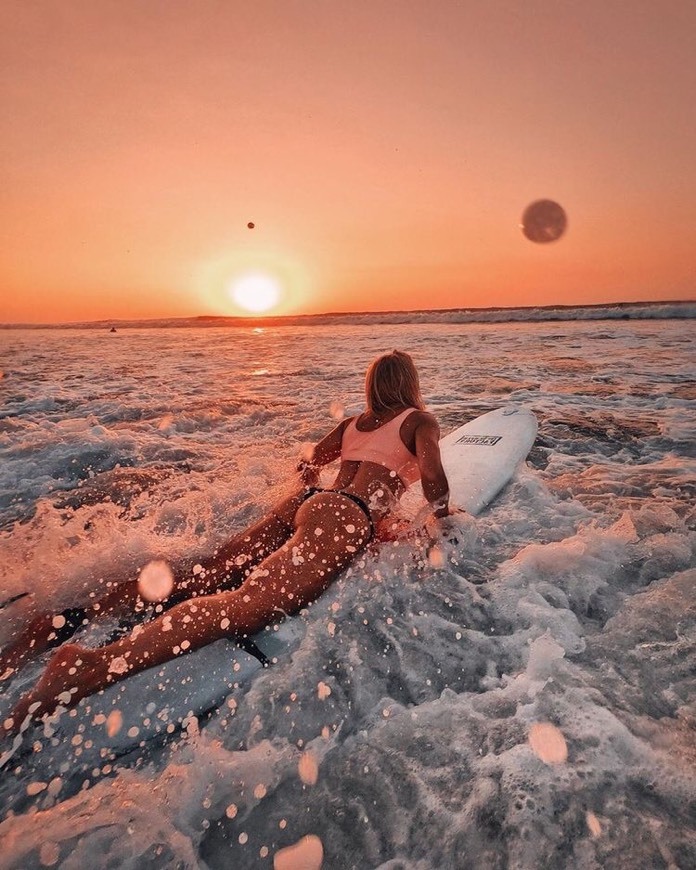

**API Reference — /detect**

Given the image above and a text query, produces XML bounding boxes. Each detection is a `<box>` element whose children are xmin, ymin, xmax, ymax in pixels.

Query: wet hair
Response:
<box><xmin>365</xmin><ymin>350</ymin><xmax>425</xmax><ymax>414</ymax></box>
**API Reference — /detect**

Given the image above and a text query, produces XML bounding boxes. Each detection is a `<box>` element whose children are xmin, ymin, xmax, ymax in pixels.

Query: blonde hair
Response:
<box><xmin>365</xmin><ymin>350</ymin><xmax>425</xmax><ymax>414</ymax></box>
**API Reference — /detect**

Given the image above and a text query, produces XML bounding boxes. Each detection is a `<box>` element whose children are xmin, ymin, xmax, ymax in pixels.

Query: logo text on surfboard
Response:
<box><xmin>455</xmin><ymin>434</ymin><xmax>502</xmax><ymax>446</ymax></box>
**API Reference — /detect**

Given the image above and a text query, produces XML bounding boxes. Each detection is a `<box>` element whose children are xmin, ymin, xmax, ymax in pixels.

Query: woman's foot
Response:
<box><xmin>0</xmin><ymin>607</ymin><xmax>91</xmax><ymax>681</ymax></box>
<box><xmin>4</xmin><ymin>643</ymin><xmax>104</xmax><ymax>736</ymax></box>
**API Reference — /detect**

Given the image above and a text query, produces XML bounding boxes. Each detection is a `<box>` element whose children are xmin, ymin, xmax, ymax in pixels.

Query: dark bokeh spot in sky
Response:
<box><xmin>521</xmin><ymin>200</ymin><xmax>567</xmax><ymax>243</ymax></box>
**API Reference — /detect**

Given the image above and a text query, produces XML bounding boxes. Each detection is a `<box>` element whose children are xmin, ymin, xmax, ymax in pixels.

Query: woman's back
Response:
<box><xmin>341</xmin><ymin>408</ymin><xmax>420</xmax><ymax>484</ymax></box>
<box><xmin>328</xmin><ymin>406</ymin><xmax>432</xmax><ymax>515</ymax></box>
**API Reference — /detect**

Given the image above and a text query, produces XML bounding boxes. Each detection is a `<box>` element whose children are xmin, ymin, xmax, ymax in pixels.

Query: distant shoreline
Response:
<box><xmin>1</xmin><ymin>299</ymin><xmax>694</xmax><ymax>330</ymax></box>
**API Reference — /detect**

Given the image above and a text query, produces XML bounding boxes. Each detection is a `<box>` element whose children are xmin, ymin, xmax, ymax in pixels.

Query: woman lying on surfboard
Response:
<box><xmin>4</xmin><ymin>350</ymin><xmax>451</xmax><ymax>734</ymax></box>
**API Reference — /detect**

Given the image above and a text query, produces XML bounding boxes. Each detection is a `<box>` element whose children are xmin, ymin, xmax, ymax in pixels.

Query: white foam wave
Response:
<box><xmin>0</xmin><ymin>319</ymin><xmax>694</xmax><ymax>867</ymax></box>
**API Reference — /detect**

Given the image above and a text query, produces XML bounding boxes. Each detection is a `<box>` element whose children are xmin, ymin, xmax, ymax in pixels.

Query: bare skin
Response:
<box><xmin>5</xmin><ymin>405</ymin><xmax>450</xmax><ymax>735</ymax></box>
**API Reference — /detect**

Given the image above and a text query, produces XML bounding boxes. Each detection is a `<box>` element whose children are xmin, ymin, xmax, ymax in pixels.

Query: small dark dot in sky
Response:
<box><xmin>521</xmin><ymin>200</ymin><xmax>567</xmax><ymax>243</ymax></box>
<box><xmin>247</xmin><ymin>222</ymin><xmax>255</xmax><ymax>229</ymax></box>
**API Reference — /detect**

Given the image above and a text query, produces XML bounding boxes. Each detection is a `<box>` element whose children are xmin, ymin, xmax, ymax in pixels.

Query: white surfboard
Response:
<box><xmin>439</xmin><ymin>406</ymin><xmax>537</xmax><ymax>515</ymax></box>
<box><xmin>0</xmin><ymin>619</ymin><xmax>306</xmax><ymax>773</ymax></box>
<box><xmin>71</xmin><ymin>619</ymin><xmax>305</xmax><ymax>754</ymax></box>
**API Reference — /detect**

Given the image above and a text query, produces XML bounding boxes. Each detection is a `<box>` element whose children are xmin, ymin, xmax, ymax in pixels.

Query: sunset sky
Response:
<box><xmin>1</xmin><ymin>1</ymin><xmax>694</xmax><ymax>323</ymax></box>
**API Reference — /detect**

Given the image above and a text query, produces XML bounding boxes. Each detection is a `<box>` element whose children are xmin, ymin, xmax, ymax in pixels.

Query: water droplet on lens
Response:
<box><xmin>298</xmin><ymin>751</ymin><xmax>319</xmax><ymax>785</ymax></box>
<box><xmin>329</xmin><ymin>400</ymin><xmax>345</xmax><ymax>420</ymax></box>
<box><xmin>521</xmin><ymin>199</ymin><xmax>567</xmax><ymax>243</ymax></box>
<box><xmin>528</xmin><ymin>721</ymin><xmax>568</xmax><ymax>764</ymax></box>
<box><xmin>274</xmin><ymin>835</ymin><xmax>323</xmax><ymax>870</ymax></box>
<box><xmin>138</xmin><ymin>560</ymin><xmax>174</xmax><ymax>602</ymax></box>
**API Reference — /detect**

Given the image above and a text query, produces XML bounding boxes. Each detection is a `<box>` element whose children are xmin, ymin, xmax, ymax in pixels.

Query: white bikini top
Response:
<box><xmin>340</xmin><ymin>408</ymin><xmax>420</xmax><ymax>488</ymax></box>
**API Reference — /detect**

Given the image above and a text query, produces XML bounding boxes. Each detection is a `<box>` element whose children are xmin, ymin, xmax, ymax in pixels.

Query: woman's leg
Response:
<box><xmin>6</xmin><ymin>492</ymin><xmax>370</xmax><ymax>732</ymax></box>
<box><xmin>0</xmin><ymin>490</ymin><xmax>307</xmax><ymax>676</ymax></box>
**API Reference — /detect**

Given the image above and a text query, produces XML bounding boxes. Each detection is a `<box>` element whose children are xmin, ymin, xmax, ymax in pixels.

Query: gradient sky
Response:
<box><xmin>1</xmin><ymin>1</ymin><xmax>694</xmax><ymax>322</ymax></box>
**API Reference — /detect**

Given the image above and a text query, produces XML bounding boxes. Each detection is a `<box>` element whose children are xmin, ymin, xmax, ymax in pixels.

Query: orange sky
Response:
<box><xmin>1</xmin><ymin>1</ymin><xmax>694</xmax><ymax>323</ymax></box>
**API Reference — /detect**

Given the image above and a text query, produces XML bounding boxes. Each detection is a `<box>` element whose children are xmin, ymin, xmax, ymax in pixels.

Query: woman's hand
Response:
<box><xmin>297</xmin><ymin>459</ymin><xmax>320</xmax><ymax>487</ymax></box>
<box><xmin>425</xmin><ymin>506</ymin><xmax>469</xmax><ymax>546</ymax></box>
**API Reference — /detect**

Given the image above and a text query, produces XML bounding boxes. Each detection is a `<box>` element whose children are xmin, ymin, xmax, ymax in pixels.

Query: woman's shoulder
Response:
<box><xmin>402</xmin><ymin>408</ymin><xmax>440</xmax><ymax>434</ymax></box>
<box><xmin>337</xmin><ymin>415</ymin><xmax>355</xmax><ymax>433</ymax></box>
<box><xmin>408</xmin><ymin>408</ymin><xmax>438</xmax><ymax>424</ymax></box>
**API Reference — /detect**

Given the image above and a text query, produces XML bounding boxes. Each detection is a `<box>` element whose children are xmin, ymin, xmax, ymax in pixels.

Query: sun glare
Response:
<box><xmin>229</xmin><ymin>273</ymin><xmax>282</xmax><ymax>314</ymax></box>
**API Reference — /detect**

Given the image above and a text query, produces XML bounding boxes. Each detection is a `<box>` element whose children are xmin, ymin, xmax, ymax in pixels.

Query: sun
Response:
<box><xmin>229</xmin><ymin>272</ymin><xmax>282</xmax><ymax>314</ymax></box>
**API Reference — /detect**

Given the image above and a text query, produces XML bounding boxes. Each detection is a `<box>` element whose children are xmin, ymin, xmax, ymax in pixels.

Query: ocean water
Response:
<box><xmin>0</xmin><ymin>318</ymin><xmax>694</xmax><ymax>869</ymax></box>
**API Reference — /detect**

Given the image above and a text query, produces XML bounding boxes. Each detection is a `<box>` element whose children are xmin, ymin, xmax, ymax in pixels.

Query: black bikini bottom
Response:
<box><xmin>48</xmin><ymin>606</ymin><xmax>89</xmax><ymax>648</ymax></box>
<box><xmin>301</xmin><ymin>487</ymin><xmax>374</xmax><ymax>541</ymax></box>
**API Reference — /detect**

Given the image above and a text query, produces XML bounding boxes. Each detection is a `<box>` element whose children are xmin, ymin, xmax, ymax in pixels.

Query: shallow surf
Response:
<box><xmin>0</xmin><ymin>319</ymin><xmax>694</xmax><ymax>868</ymax></box>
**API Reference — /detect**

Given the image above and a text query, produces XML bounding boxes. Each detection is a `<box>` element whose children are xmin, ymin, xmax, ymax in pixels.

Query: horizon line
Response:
<box><xmin>1</xmin><ymin>298</ymin><xmax>694</xmax><ymax>329</ymax></box>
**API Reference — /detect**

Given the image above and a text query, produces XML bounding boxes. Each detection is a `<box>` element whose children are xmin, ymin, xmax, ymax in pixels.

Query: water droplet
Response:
<box><xmin>137</xmin><ymin>560</ymin><xmax>174</xmax><ymax>602</ymax></box>
<box><xmin>108</xmin><ymin>656</ymin><xmax>129</xmax><ymax>675</ymax></box>
<box><xmin>298</xmin><ymin>751</ymin><xmax>319</xmax><ymax>785</ymax></box>
<box><xmin>428</xmin><ymin>546</ymin><xmax>445</xmax><ymax>568</ymax></box>
<box><xmin>105</xmin><ymin>710</ymin><xmax>123</xmax><ymax>737</ymax></box>
<box><xmin>47</xmin><ymin>777</ymin><xmax>63</xmax><ymax>796</ymax></box>
<box><xmin>274</xmin><ymin>835</ymin><xmax>323</xmax><ymax>870</ymax></box>
<box><xmin>521</xmin><ymin>199</ymin><xmax>567</xmax><ymax>243</ymax></box>
<box><xmin>39</xmin><ymin>842</ymin><xmax>60</xmax><ymax>867</ymax></box>
<box><xmin>586</xmin><ymin>810</ymin><xmax>602</xmax><ymax>837</ymax></box>
<box><xmin>329</xmin><ymin>400</ymin><xmax>345</xmax><ymax>420</ymax></box>
<box><xmin>528</xmin><ymin>721</ymin><xmax>568</xmax><ymax>764</ymax></box>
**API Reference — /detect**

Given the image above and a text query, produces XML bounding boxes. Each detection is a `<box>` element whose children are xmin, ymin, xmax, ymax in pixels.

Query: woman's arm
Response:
<box><xmin>297</xmin><ymin>418</ymin><xmax>351</xmax><ymax>485</ymax></box>
<box><xmin>414</xmin><ymin>415</ymin><xmax>451</xmax><ymax>518</ymax></box>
